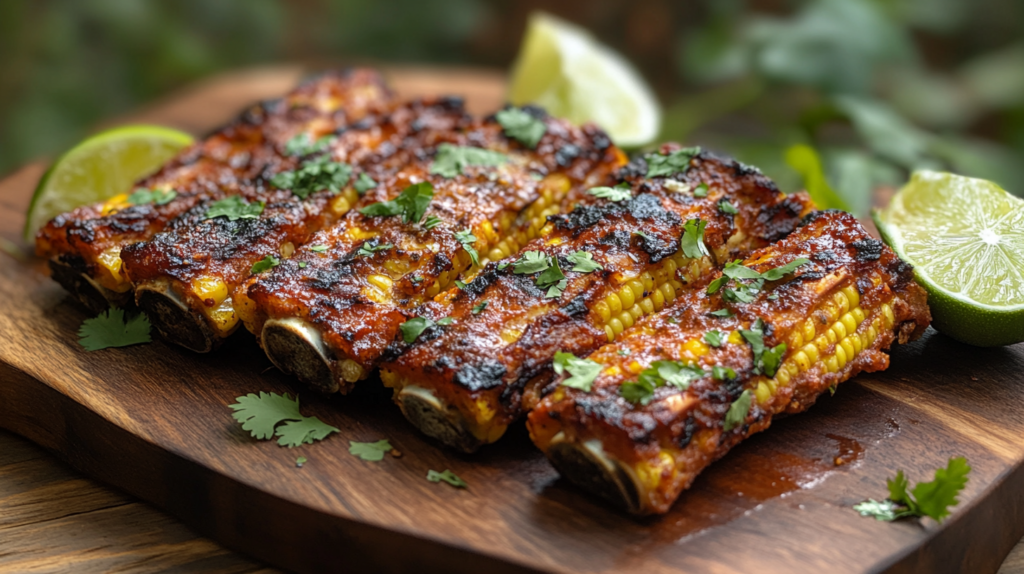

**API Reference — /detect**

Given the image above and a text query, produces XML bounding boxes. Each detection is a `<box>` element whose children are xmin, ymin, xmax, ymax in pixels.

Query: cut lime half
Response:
<box><xmin>508</xmin><ymin>12</ymin><xmax>662</xmax><ymax>148</ymax></box>
<box><xmin>24</xmin><ymin>125</ymin><xmax>194</xmax><ymax>241</ymax></box>
<box><xmin>874</xmin><ymin>171</ymin><xmax>1024</xmax><ymax>347</ymax></box>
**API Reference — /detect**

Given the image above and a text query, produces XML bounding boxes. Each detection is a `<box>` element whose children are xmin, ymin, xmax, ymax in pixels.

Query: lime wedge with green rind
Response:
<box><xmin>874</xmin><ymin>171</ymin><xmax>1024</xmax><ymax>347</ymax></box>
<box><xmin>508</xmin><ymin>12</ymin><xmax>662</xmax><ymax>148</ymax></box>
<box><xmin>24</xmin><ymin>125</ymin><xmax>194</xmax><ymax>241</ymax></box>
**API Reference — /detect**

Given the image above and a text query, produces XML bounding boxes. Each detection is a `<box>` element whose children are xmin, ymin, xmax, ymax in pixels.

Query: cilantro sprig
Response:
<box><xmin>566</xmin><ymin>250</ymin><xmax>603</xmax><ymax>272</ymax></box>
<box><xmin>205</xmin><ymin>196</ymin><xmax>265</xmax><ymax>221</ymax></box>
<box><xmin>353</xmin><ymin>172</ymin><xmax>378</xmax><ymax>194</ymax></box>
<box><xmin>271</xmin><ymin>155</ymin><xmax>353</xmax><ymax>199</ymax></box>
<box><xmin>495</xmin><ymin>107</ymin><xmax>546</xmax><ymax>148</ymax></box>
<box><xmin>284</xmin><ymin>133</ymin><xmax>335</xmax><ymax>157</ymax></box>
<box><xmin>588</xmin><ymin>183</ymin><xmax>632</xmax><ymax>202</ymax></box>
<box><xmin>454</xmin><ymin>228</ymin><xmax>479</xmax><ymax>266</ymax></box>
<box><xmin>510</xmin><ymin>250</ymin><xmax>601</xmax><ymax>299</ymax></box>
<box><xmin>553</xmin><ymin>351</ymin><xmax>603</xmax><ymax>392</ymax></box>
<box><xmin>681</xmin><ymin>218</ymin><xmax>710</xmax><ymax>259</ymax></box>
<box><xmin>78</xmin><ymin>307</ymin><xmax>152</xmax><ymax>351</ymax></box>
<box><xmin>620</xmin><ymin>360</ymin><xmax>705</xmax><ymax>406</ymax></box>
<box><xmin>430</xmin><ymin>144</ymin><xmax>508</xmax><ymax>178</ymax></box>
<box><xmin>854</xmin><ymin>458</ymin><xmax>971</xmax><ymax>523</ymax></box>
<box><xmin>722</xmin><ymin>389</ymin><xmax>752</xmax><ymax>431</ymax></box>
<box><xmin>229</xmin><ymin>392</ymin><xmax>340</xmax><ymax>448</ymax></box>
<box><xmin>739</xmin><ymin>318</ymin><xmax>788</xmax><ymax>377</ymax></box>
<box><xmin>427</xmin><ymin>469</ymin><xmax>468</xmax><ymax>489</ymax></box>
<box><xmin>399</xmin><ymin>316</ymin><xmax>443</xmax><ymax>344</ymax></box>
<box><xmin>707</xmin><ymin>258</ymin><xmax>811</xmax><ymax>302</ymax></box>
<box><xmin>645</xmin><ymin>146</ymin><xmax>701</xmax><ymax>178</ymax></box>
<box><xmin>128</xmin><ymin>187</ymin><xmax>177</xmax><ymax>206</ymax></box>
<box><xmin>360</xmin><ymin>181</ymin><xmax>434</xmax><ymax>224</ymax></box>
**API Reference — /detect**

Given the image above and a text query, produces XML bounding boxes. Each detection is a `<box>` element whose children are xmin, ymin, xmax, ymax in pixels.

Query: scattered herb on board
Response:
<box><xmin>349</xmin><ymin>439</ymin><xmax>393</xmax><ymax>462</ymax></box>
<box><xmin>427</xmin><ymin>469</ymin><xmax>468</xmax><ymax>488</ymax></box>
<box><xmin>78</xmin><ymin>308</ymin><xmax>152</xmax><ymax>351</ymax></box>
<box><xmin>854</xmin><ymin>457</ymin><xmax>971</xmax><ymax>523</ymax></box>
<box><xmin>229</xmin><ymin>392</ymin><xmax>339</xmax><ymax>448</ymax></box>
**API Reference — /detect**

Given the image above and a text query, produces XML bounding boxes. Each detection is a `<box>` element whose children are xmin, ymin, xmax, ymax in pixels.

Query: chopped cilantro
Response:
<box><xmin>357</xmin><ymin>241</ymin><xmax>393</xmax><ymax>257</ymax></box>
<box><xmin>553</xmin><ymin>351</ymin><xmax>603</xmax><ymax>392</ymax></box>
<box><xmin>228</xmin><ymin>392</ymin><xmax>339</xmax><ymax>447</ymax></box>
<box><xmin>423</xmin><ymin>215</ymin><xmax>443</xmax><ymax>230</ymax></box>
<box><xmin>472</xmin><ymin>300</ymin><xmax>488</xmax><ymax>315</ymax></box>
<box><xmin>427</xmin><ymin>469</ymin><xmax>468</xmax><ymax>488</ymax></box>
<box><xmin>710</xmin><ymin>308</ymin><xmax>734</xmax><ymax>318</ymax></box>
<box><xmin>761</xmin><ymin>258</ymin><xmax>811</xmax><ymax>281</ymax></box>
<box><xmin>309</xmin><ymin>244</ymin><xmax>328</xmax><ymax>252</ymax></box>
<box><xmin>296</xmin><ymin>456</ymin><xmax>307</xmax><ymax>467</ymax></box>
<box><xmin>495</xmin><ymin>107</ymin><xmax>546</xmax><ymax>148</ymax></box>
<box><xmin>722</xmin><ymin>260</ymin><xmax>763</xmax><ymax>280</ymax></box>
<box><xmin>349</xmin><ymin>439</ymin><xmax>393</xmax><ymax>462</ymax></box>
<box><xmin>536</xmin><ymin>258</ymin><xmax>567</xmax><ymax>298</ymax></box>
<box><xmin>588</xmin><ymin>183</ymin><xmax>632</xmax><ymax>202</ymax></box>
<box><xmin>205</xmin><ymin>196</ymin><xmax>265</xmax><ymax>221</ymax></box>
<box><xmin>829</xmin><ymin>384</ymin><xmax>838</xmax><ymax>396</ymax></box>
<box><xmin>78</xmin><ymin>307</ymin><xmax>151</xmax><ymax>351</ymax></box>
<box><xmin>353</xmin><ymin>172</ymin><xmax>378</xmax><ymax>194</ymax></box>
<box><xmin>645</xmin><ymin>146</ymin><xmax>701</xmax><ymax>178</ymax></box>
<box><xmin>618</xmin><ymin>349</ymin><xmax>630</xmax><ymax>356</ymax></box>
<box><xmin>436</xmin><ymin>317</ymin><xmax>454</xmax><ymax>325</ymax></box>
<box><xmin>693</xmin><ymin>183</ymin><xmax>709</xmax><ymax>198</ymax></box>
<box><xmin>713</xmin><ymin>365</ymin><xmax>737</xmax><ymax>380</ymax></box>
<box><xmin>854</xmin><ymin>458</ymin><xmax>971</xmax><ymax>523</ymax></box>
<box><xmin>704</xmin><ymin>330</ymin><xmax>726</xmax><ymax>347</ymax></box>
<box><xmin>761</xmin><ymin>342</ymin><xmax>788</xmax><ymax>377</ymax></box>
<box><xmin>723</xmin><ymin>282</ymin><xmax>762</xmax><ymax>303</ymax></box>
<box><xmin>128</xmin><ymin>188</ymin><xmax>177</xmax><ymax>206</ymax></box>
<box><xmin>284</xmin><ymin>133</ymin><xmax>335</xmax><ymax>156</ymax></box>
<box><xmin>250</xmin><ymin>255</ymin><xmax>280</xmax><ymax>274</ymax></box>
<box><xmin>454</xmin><ymin>228</ymin><xmax>479</xmax><ymax>266</ymax></box>
<box><xmin>718</xmin><ymin>200</ymin><xmax>739</xmax><ymax>215</ymax></box>
<box><xmin>298</xmin><ymin>262</ymin><xmax>307</xmax><ymax>269</ymax></box>
<box><xmin>497</xmin><ymin>261</ymin><xmax>511</xmax><ymax>270</ymax></box>
<box><xmin>619</xmin><ymin>380</ymin><xmax>655</xmax><ymax>406</ymax></box>
<box><xmin>739</xmin><ymin>318</ymin><xmax>787</xmax><ymax>376</ymax></box>
<box><xmin>512</xmin><ymin>250</ymin><xmax>550</xmax><ymax>274</ymax></box>
<box><xmin>430</xmin><ymin>143</ymin><xmax>508</xmax><ymax>178</ymax></box>
<box><xmin>722</xmin><ymin>389</ymin><xmax>751</xmax><ymax>431</ymax></box>
<box><xmin>400</xmin><ymin>317</ymin><xmax>435</xmax><ymax>344</ymax></box>
<box><xmin>621</xmin><ymin>359</ymin><xmax>704</xmax><ymax>405</ymax></box>
<box><xmin>359</xmin><ymin>181</ymin><xmax>434</xmax><ymax>224</ymax></box>
<box><xmin>681</xmin><ymin>218</ymin><xmax>710</xmax><ymax>259</ymax></box>
<box><xmin>454</xmin><ymin>279</ymin><xmax>468</xmax><ymax>290</ymax></box>
<box><xmin>566</xmin><ymin>250</ymin><xmax>603</xmax><ymax>273</ymax></box>
<box><xmin>271</xmin><ymin>155</ymin><xmax>353</xmax><ymax>199</ymax></box>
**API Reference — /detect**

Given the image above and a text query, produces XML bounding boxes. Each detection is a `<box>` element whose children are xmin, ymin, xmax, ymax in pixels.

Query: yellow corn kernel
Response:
<box><xmin>97</xmin><ymin>247</ymin><xmax>124</xmax><ymax>281</ymax></box>
<box><xmin>546</xmin><ymin>236</ymin><xmax>564</xmax><ymax>246</ymax></box>
<box><xmin>619</xmin><ymin>311</ymin><xmax>635</xmax><ymax>329</ymax></box>
<box><xmin>851</xmin><ymin>307</ymin><xmax>866</xmax><ymax>325</ymax></box>
<box><xmin>210</xmin><ymin>298</ymin><xmax>238</xmax><ymax>333</ymax></box>
<box><xmin>609</xmin><ymin>318</ymin><xmax>625</xmax><ymax>336</ymax></box>
<box><xmin>840</xmin><ymin>338</ymin><xmax>856</xmax><ymax>362</ymax></box>
<box><xmin>605</xmin><ymin>365</ymin><xmax>622</xmax><ymax>377</ymax></box>
<box><xmin>659</xmin><ymin>282</ymin><xmax>676</xmax><ymax>304</ymax></box>
<box><xmin>776</xmin><ymin>366</ymin><xmax>792</xmax><ymax>386</ymax></box>
<box><xmin>831</xmin><ymin>320</ymin><xmax>847</xmax><ymax>340</ymax></box>
<box><xmin>842</xmin><ymin>285</ymin><xmax>860</xmax><ymax>308</ymax></box>
<box><xmin>825</xmin><ymin>328</ymin><xmax>838</xmax><ymax>345</ymax></box>
<box><xmin>786</xmin><ymin>362</ymin><xmax>799</xmax><ymax>377</ymax></box>
<box><xmin>618</xmin><ymin>285</ymin><xmax>635</xmax><ymax>309</ymax></box>
<box><xmin>367</xmin><ymin>274</ymin><xmax>393</xmax><ymax>291</ymax></box>
<box><xmin>794</xmin><ymin>351</ymin><xmax>810</xmax><ymax>372</ymax></box>
<box><xmin>330</xmin><ymin>195</ymin><xmax>352</xmax><ymax>214</ymax></box>
<box><xmin>339</xmin><ymin>359</ymin><xmax>365</xmax><ymax>383</ymax></box>
<box><xmin>841</xmin><ymin>313</ymin><xmax>858</xmax><ymax>336</ymax></box>
<box><xmin>628</xmin><ymin>304</ymin><xmax>643</xmax><ymax>321</ymax></box>
<box><xmin>640</xmin><ymin>297</ymin><xmax>655</xmax><ymax>315</ymax></box>
<box><xmin>193</xmin><ymin>276</ymin><xmax>228</xmax><ymax>306</ymax></box>
<box><xmin>835</xmin><ymin>344</ymin><xmax>848</xmax><ymax>369</ymax></box>
<box><xmin>755</xmin><ymin>381</ymin><xmax>772</xmax><ymax>405</ymax></box>
<box><xmin>682</xmin><ymin>338</ymin><xmax>709</xmax><ymax>358</ymax></box>
<box><xmin>500</xmin><ymin>327</ymin><xmax>524</xmax><ymax>344</ymax></box>
<box><xmin>487</xmin><ymin>248</ymin><xmax>504</xmax><ymax>261</ymax></box>
<box><xmin>606</xmin><ymin>292</ymin><xmax>623</xmax><ymax>315</ymax></box>
<box><xmin>628</xmin><ymin>361</ymin><xmax>643</xmax><ymax>374</ymax></box>
<box><xmin>280</xmin><ymin>241</ymin><xmax>295</xmax><ymax>258</ymax></box>
<box><xmin>802</xmin><ymin>343</ymin><xmax>820</xmax><ymax>364</ymax></box>
<box><xmin>851</xmin><ymin>331</ymin><xmax>864</xmax><ymax>354</ymax></box>
<box><xmin>670</xmin><ymin>279</ymin><xmax>684</xmax><ymax>292</ymax></box>
<box><xmin>640</xmin><ymin>271</ymin><xmax>654</xmax><ymax>291</ymax></box>
<box><xmin>803</xmin><ymin>318</ymin><xmax>817</xmax><ymax>342</ymax></box>
<box><xmin>605</xmin><ymin>325</ymin><xmax>615</xmax><ymax>341</ymax></box>
<box><xmin>593</xmin><ymin>301</ymin><xmax>611</xmax><ymax>323</ymax></box>
<box><xmin>651</xmin><ymin>288</ymin><xmax>665</xmax><ymax>311</ymax></box>
<box><xmin>834</xmin><ymin>290</ymin><xmax>850</xmax><ymax>315</ymax></box>
<box><xmin>628</xmin><ymin>279</ymin><xmax>645</xmax><ymax>301</ymax></box>
<box><xmin>728</xmin><ymin>330</ymin><xmax>744</xmax><ymax>345</ymax></box>
<box><xmin>822</xmin><ymin>302</ymin><xmax>839</xmax><ymax>323</ymax></box>
<box><xmin>882</xmin><ymin>303</ymin><xmax>895</xmax><ymax>328</ymax></box>
<box><xmin>664</xmin><ymin>258</ymin><xmax>678</xmax><ymax>277</ymax></box>
<box><xmin>825</xmin><ymin>356</ymin><xmax>839</xmax><ymax>373</ymax></box>
<box><xmin>815</xmin><ymin>335</ymin><xmax>830</xmax><ymax>354</ymax></box>
<box><xmin>425</xmin><ymin>281</ymin><xmax>440</xmax><ymax>297</ymax></box>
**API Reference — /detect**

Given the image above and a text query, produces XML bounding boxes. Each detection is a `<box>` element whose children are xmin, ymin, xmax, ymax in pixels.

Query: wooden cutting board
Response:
<box><xmin>1</xmin><ymin>65</ymin><xmax>1023</xmax><ymax>574</ymax></box>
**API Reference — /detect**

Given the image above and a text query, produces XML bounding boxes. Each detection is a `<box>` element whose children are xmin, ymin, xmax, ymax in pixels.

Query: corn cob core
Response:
<box><xmin>527</xmin><ymin>210</ymin><xmax>931</xmax><ymax>514</ymax></box>
<box><xmin>378</xmin><ymin>151</ymin><xmax>816</xmax><ymax>452</ymax></box>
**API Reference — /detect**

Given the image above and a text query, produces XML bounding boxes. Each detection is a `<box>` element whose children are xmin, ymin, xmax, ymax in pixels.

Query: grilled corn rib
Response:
<box><xmin>527</xmin><ymin>210</ymin><xmax>931</xmax><ymax>514</ymax></box>
<box><xmin>246</xmin><ymin>109</ymin><xmax>626</xmax><ymax>393</ymax></box>
<box><xmin>119</xmin><ymin>98</ymin><xmax>471</xmax><ymax>352</ymax></box>
<box><xmin>379</xmin><ymin>148</ymin><xmax>814</xmax><ymax>452</ymax></box>
<box><xmin>35</xmin><ymin>69</ymin><xmax>393</xmax><ymax>312</ymax></box>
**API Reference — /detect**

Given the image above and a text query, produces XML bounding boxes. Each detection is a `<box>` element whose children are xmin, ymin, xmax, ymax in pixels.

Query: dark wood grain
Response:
<box><xmin>1</xmin><ymin>65</ymin><xmax>1023</xmax><ymax>574</ymax></box>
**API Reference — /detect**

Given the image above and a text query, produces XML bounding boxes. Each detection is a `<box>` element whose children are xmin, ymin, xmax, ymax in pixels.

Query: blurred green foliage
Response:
<box><xmin>2</xmin><ymin>0</ymin><xmax>1022</xmax><ymax>208</ymax></box>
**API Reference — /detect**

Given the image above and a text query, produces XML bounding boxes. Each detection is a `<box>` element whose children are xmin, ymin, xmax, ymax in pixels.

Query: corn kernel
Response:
<box><xmin>851</xmin><ymin>307</ymin><xmax>866</xmax><ymax>325</ymax></box>
<box><xmin>835</xmin><ymin>344</ymin><xmax>848</xmax><ymax>369</ymax></box>
<box><xmin>628</xmin><ymin>279</ymin><xmax>645</xmax><ymax>301</ymax></box>
<box><xmin>628</xmin><ymin>361</ymin><xmax>643</xmax><ymax>374</ymax></box>
<box><xmin>842</xmin><ymin>285</ymin><xmax>860</xmax><ymax>308</ymax></box>
<box><xmin>605</xmin><ymin>325</ymin><xmax>615</xmax><ymax>341</ymax></box>
<box><xmin>835</xmin><ymin>290</ymin><xmax>850</xmax><ymax>315</ymax></box>
<box><xmin>664</xmin><ymin>258</ymin><xmax>678</xmax><ymax>276</ymax></box>
<box><xmin>815</xmin><ymin>335</ymin><xmax>830</xmax><ymax>354</ymax></box>
<box><xmin>651</xmin><ymin>288</ymin><xmax>665</xmax><ymax>310</ymax></box>
<box><xmin>488</xmin><ymin>248</ymin><xmax>504</xmax><ymax>261</ymax></box>
<box><xmin>682</xmin><ymin>338</ymin><xmax>710</xmax><ymax>358</ymax></box>
<box><xmin>618</xmin><ymin>285</ymin><xmax>635</xmax><ymax>309</ymax></box>
<box><xmin>619</xmin><ymin>312</ymin><xmax>634</xmax><ymax>329</ymax></box>
<box><xmin>851</xmin><ymin>332</ymin><xmax>863</xmax><ymax>354</ymax></box>
<box><xmin>790</xmin><ymin>330</ymin><xmax>804</xmax><ymax>350</ymax></box>
<box><xmin>660</xmin><ymin>282</ymin><xmax>676</xmax><ymax>303</ymax></box>
<box><xmin>339</xmin><ymin>359</ymin><xmax>365</xmax><ymax>383</ymax></box>
<box><xmin>825</xmin><ymin>356</ymin><xmax>839</xmax><ymax>373</ymax></box>
<box><xmin>426</xmin><ymin>281</ymin><xmax>440</xmax><ymax>297</ymax></box>
<box><xmin>831</xmin><ymin>321</ymin><xmax>847</xmax><ymax>340</ymax></box>
<box><xmin>776</xmin><ymin>366</ymin><xmax>792</xmax><ymax>386</ymax></box>
<box><xmin>330</xmin><ymin>195</ymin><xmax>351</xmax><ymax>214</ymax></box>
<box><xmin>607</xmin><ymin>292</ymin><xmax>623</xmax><ymax>314</ymax></box>
<box><xmin>841</xmin><ymin>338</ymin><xmax>856</xmax><ymax>363</ymax></box>
<box><xmin>609</xmin><ymin>318</ymin><xmax>625</xmax><ymax>336</ymax></box>
<box><xmin>802</xmin><ymin>343</ymin><xmax>820</xmax><ymax>364</ymax></box>
<box><xmin>803</xmin><ymin>318</ymin><xmax>816</xmax><ymax>342</ymax></box>
<box><xmin>640</xmin><ymin>297</ymin><xmax>654</xmax><ymax>315</ymax></box>
<box><xmin>794</xmin><ymin>351</ymin><xmax>810</xmax><ymax>372</ymax></box>
<box><xmin>728</xmin><ymin>330</ymin><xmax>744</xmax><ymax>345</ymax></box>
<box><xmin>367</xmin><ymin>274</ymin><xmax>393</xmax><ymax>291</ymax></box>
<box><xmin>825</xmin><ymin>328</ymin><xmax>838</xmax><ymax>345</ymax></box>
<box><xmin>193</xmin><ymin>276</ymin><xmax>228</xmax><ymax>306</ymax></box>
<box><xmin>882</xmin><ymin>303</ymin><xmax>895</xmax><ymax>328</ymax></box>
<box><xmin>755</xmin><ymin>382</ymin><xmax>772</xmax><ymax>405</ymax></box>
<box><xmin>628</xmin><ymin>305</ymin><xmax>643</xmax><ymax>321</ymax></box>
<box><xmin>594</xmin><ymin>301</ymin><xmax>611</xmax><ymax>323</ymax></box>
<box><xmin>640</xmin><ymin>272</ymin><xmax>654</xmax><ymax>291</ymax></box>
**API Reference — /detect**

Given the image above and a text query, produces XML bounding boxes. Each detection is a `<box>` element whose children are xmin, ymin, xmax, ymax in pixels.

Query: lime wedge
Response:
<box><xmin>24</xmin><ymin>125</ymin><xmax>194</xmax><ymax>241</ymax></box>
<box><xmin>508</xmin><ymin>12</ymin><xmax>662</xmax><ymax>148</ymax></box>
<box><xmin>874</xmin><ymin>171</ymin><xmax>1024</xmax><ymax>347</ymax></box>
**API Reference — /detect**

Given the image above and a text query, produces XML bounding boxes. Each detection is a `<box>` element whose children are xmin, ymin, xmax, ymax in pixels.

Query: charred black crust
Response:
<box><xmin>757</xmin><ymin>195</ymin><xmax>810</xmax><ymax>243</ymax></box>
<box><xmin>599</xmin><ymin>230</ymin><xmax>631</xmax><ymax>249</ymax></box>
<box><xmin>561</xmin><ymin>295</ymin><xmax>588</xmax><ymax>318</ymax></box>
<box><xmin>850</xmin><ymin>238</ymin><xmax>884</xmax><ymax>261</ymax></box>
<box><xmin>800</xmin><ymin>208</ymin><xmax>846</xmax><ymax>227</ymax></box>
<box><xmin>453</xmin><ymin>361</ymin><xmax>508</xmax><ymax>391</ymax></box>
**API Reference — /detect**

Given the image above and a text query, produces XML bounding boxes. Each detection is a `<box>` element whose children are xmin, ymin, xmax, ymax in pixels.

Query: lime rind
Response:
<box><xmin>24</xmin><ymin>125</ymin><xmax>194</xmax><ymax>241</ymax></box>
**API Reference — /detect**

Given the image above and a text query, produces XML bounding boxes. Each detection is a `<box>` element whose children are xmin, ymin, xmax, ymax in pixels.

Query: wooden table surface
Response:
<box><xmin>2</xmin><ymin>64</ymin><xmax>1023</xmax><ymax>574</ymax></box>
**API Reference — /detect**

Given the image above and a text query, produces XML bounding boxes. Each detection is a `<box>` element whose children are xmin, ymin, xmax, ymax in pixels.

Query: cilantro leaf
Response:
<box><xmin>645</xmin><ymin>146</ymin><xmax>701</xmax><ymax>178</ymax></box>
<box><xmin>298</xmin><ymin>262</ymin><xmax>307</xmax><ymax>269</ymax></box>
<box><xmin>472</xmin><ymin>300</ymin><xmax>488</xmax><ymax>315</ymax></box>
<box><xmin>707</xmin><ymin>276</ymin><xmax>729</xmax><ymax>295</ymax></box>
<box><xmin>722</xmin><ymin>260</ymin><xmax>763</xmax><ymax>280</ymax></box>
<box><xmin>718</xmin><ymin>199</ymin><xmax>739</xmax><ymax>215</ymax></box>
<box><xmin>761</xmin><ymin>343</ymin><xmax>787</xmax><ymax>377</ymax></box>
<box><xmin>512</xmin><ymin>250</ymin><xmax>550</xmax><ymax>274</ymax></box>
<box><xmin>723</xmin><ymin>281</ymin><xmax>763</xmax><ymax>303</ymax></box>
<box><xmin>536</xmin><ymin>258</ymin><xmax>566</xmax><ymax>298</ymax></box>
<box><xmin>454</xmin><ymin>228</ymin><xmax>479</xmax><ymax>266</ymax></box>
<box><xmin>723</xmin><ymin>389</ymin><xmax>751</xmax><ymax>431</ymax></box>
<box><xmin>588</xmin><ymin>183</ymin><xmax>633</xmax><ymax>202</ymax></box>
<box><xmin>566</xmin><ymin>250</ymin><xmax>603</xmax><ymax>273</ymax></box>
<box><xmin>648</xmin><ymin>360</ymin><xmax>705</xmax><ymax>389</ymax></box>
<box><xmin>359</xmin><ymin>181</ymin><xmax>434</xmax><ymax>224</ymax></box>
<box><xmin>856</xmin><ymin>458</ymin><xmax>971</xmax><ymax>523</ymax></box>
<box><xmin>710</xmin><ymin>308</ymin><xmax>734</xmax><ymax>318</ymax></box>
<box><xmin>454</xmin><ymin>279</ymin><xmax>468</xmax><ymax>290</ymax></box>
<box><xmin>78</xmin><ymin>307</ymin><xmax>152</xmax><ymax>351</ymax></box>
<box><xmin>296</xmin><ymin>456</ymin><xmax>307</xmax><ymax>467</ymax></box>
<box><xmin>619</xmin><ymin>379</ymin><xmax>655</xmax><ymax>405</ymax></box>
<box><xmin>423</xmin><ymin>215</ymin><xmax>443</xmax><ymax>230</ymax></box>
<box><xmin>740</xmin><ymin>319</ymin><xmax>767</xmax><ymax>372</ymax></box>
<box><xmin>128</xmin><ymin>188</ymin><xmax>177</xmax><ymax>206</ymax></box>
<box><xmin>250</xmin><ymin>255</ymin><xmax>280</xmax><ymax>274</ymax></box>
<box><xmin>309</xmin><ymin>244</ymin><xmax>328</xmax><ymax>252</ymax></box>
<box><xmin>713</xmin><ymin>365</ymin><xmax>737</xmax><ymax>380</ymax></box>
<box><xmin>553</xmin><ymin>351</ymin><xmax>603</xmax><ymax>392</ymax></box>
<box><xmin>400</xmin><ymin>317</ymin><xmax>435</xmax><ymax>344</ymax></box>
<box><xmin>854</xmin><ymin>499</ymin><xmax>904</xmax><ymax>521</ymax></box>
<box><xmin>430</xmin><ymin>143</ymin><xmax>508</xmax><ymax>178</ymax></box>
<box><xmin>495</xmin><ymin>107</ymin><xmax>546</xmax><ymax>148</ymax></box>
<box><xmin>693</xmin><ymin>183</ymin><xmax>709</xmax><ymax>197</ymax></box>
<box><xmin>205</xmin><ymin>196</ymin><xmax>265</xmax><ymax>221</ymax></box>
<box><xmin>228</xmin><ymin>391</ymin><xmax>339</xmax><ymax>447</ymax></box>
<box><xmin>353</xmin><ymin>172</ymin><xmax>378</xmax><ymax>194</ymax></box>
<box><xmin>618</xmin><ymin>349</ymin><xmax>630</xmax><ymax>356</ymax></box>
<box><xmin>761</xmin><ymin>258</ymin><xmax>811</xmax><ymax>281</ymax></box>
<box><xmin>271</xmin><ymin>155</ymin><xmax>353</xmax><ymax>199</ymax></box>
<box><xmin>284</xmin><ymin>133</ymin><xmax>335</xmax><ymax>156</ymax></box>
<box><xmin>349</xmin><ymin>439</ymin><xmax>393</xmax><ymax>462</ymax></box>
<box><xmin>427</xmin><ymin>469</ymin><xmax>468</xmax><ymax>488</ymax></box>
<box><xmin>357</xmin><ymin>241</ymin><xmax>393</xmax><ymax>257</ymax></box>
<box><xmin>704</xmin><ymin>330</ymin><xmax>726</xmax><ymax>347</ymax></box>
<box><xmin>681</xmin><ymin>218</ymin><xmax>710</xmax><ymax>259</ymax></box>
<box><xmin>436</xmin><ymin>317</ymin><xmax>454</xmax><ymax>325</ymax></box>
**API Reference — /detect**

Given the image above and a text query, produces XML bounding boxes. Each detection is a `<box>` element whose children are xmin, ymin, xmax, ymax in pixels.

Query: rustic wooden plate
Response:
<box><xmin>1</xmin><ymin>66</ymin><xmax>1023</xmax><ymax>574</ymax></box>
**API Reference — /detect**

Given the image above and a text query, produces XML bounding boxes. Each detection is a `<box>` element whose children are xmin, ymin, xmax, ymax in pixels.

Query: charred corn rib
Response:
<box><xmin>527</xmin><ymin>210</ymin><xmax>931</xmax><ymax>514</ymax></box>
<box><xmin>35</xmin><ymin>69</ymin><xmax>394</xmax><ymax>312</ymax></box>
<box><xmin>379</xmin><ymin>148</ymin><xmax>815</xmax><ymax>452</ymax></box>
<box><xmin>119</xmin><ymin>98</ymin><xmax>471</xmax><ymax>352</ymax></box>
<box><xmin>246</xmin><ymin>109</ymin><xmax>626</xmax><ymax>393</ymax></box>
